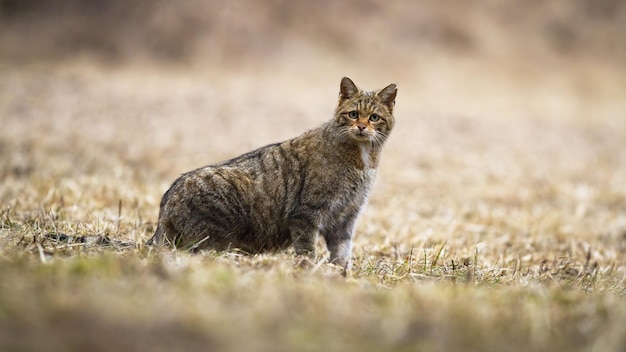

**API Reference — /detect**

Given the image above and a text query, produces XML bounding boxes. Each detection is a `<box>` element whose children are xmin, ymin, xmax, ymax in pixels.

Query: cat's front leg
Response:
<box><xmin>326</xmin><ymin>237</ymin><xmax>352</xmax><ymax>270</ymax></box>
<box><xmin>323</xmin><ymin>216</ymin><xmax>357</xmax><ymax>270</ymax></box>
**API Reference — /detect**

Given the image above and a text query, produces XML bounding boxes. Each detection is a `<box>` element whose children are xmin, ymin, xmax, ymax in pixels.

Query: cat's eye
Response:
<box><xmin>369</xmin><ymin>114</ymin><xmax>380</xmax><ymax>122</ymax></box>
<box><xmin>348</xmin><ymin>111</ymin><xmax>358</xmax><ymax>119</ymax></box>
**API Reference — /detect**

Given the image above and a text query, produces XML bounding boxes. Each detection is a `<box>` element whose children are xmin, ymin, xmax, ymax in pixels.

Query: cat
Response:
<box><xmin>147</xmin><ymin>77</ymin><xmax>397</xmax><ymax>269</ymax></box>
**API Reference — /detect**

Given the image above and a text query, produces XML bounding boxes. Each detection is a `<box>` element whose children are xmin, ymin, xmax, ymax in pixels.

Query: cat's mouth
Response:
<box><xmin>351</xmin><ymin>129</ymin><xmax>373</xmax><ymax>141</ymax></box>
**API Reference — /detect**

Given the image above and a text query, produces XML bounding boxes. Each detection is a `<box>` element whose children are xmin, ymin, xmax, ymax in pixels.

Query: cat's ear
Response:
<box><xmin>376</xmin><ymin>83</ymin><xmax>397</xmax><ymax>110</ymax></box>
<box><xmin>340</xmin><ymin>77</ymin><xmax>359</xmax><ymax>100</ymax></box>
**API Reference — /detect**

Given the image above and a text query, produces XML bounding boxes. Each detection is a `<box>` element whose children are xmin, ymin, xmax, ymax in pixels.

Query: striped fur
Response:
<box><xmin>147</xmin><ymin>77</ymin><xmax>397</xmax><ymax>268</ymax></box>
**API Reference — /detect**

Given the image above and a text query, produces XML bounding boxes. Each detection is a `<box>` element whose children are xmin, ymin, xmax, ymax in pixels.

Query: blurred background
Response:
<box><xmin>1</xmin><ymin>0</ymin><xmax>625</xmax><ymax>76</ymax></box>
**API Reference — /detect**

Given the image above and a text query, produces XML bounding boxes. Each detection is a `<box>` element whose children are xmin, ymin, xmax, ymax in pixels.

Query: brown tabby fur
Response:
<box><xmin>147</xmin><ymin>77</ymin><xmax>397</xmax><ymax>269</ymax></box>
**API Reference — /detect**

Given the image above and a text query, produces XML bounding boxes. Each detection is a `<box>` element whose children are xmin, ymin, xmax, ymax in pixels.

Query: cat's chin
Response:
<box><xmin>349</xmin><ymin>133</ymin><xmax>373</xmax><ymax>143</ymax></box>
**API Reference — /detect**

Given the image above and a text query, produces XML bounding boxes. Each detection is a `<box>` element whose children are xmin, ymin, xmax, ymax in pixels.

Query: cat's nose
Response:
<box><xmin>357</xmin><ymin>124</ymin><xmax>366</xmax><ymax>131</ymax></box>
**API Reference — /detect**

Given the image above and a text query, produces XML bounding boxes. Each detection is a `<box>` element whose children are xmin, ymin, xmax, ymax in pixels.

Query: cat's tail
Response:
<box><xmin>43</xmin><ymin>233</ymin><xmax>133</xmax><ymax>247</ymax></box>
<box><xmin>147</xmin><ymin>186</ymin><xmax>176</xmax><ymax>247</ymax></box>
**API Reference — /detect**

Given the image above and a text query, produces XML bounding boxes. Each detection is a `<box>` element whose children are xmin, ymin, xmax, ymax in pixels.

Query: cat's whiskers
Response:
<box><xmin>336</xmin><ymin>127</ymin><xmax>352</xmax><ymax>140</ymax></box>
<box><xmin>370</xmin><ymin>130</ymin><xmax>388</xmax><ymax>149</ymax></box>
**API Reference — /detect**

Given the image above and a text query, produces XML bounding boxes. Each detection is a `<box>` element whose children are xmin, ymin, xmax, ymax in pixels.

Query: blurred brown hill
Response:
<box><xmin>1</xmin><ymin>0</ymin><xmax>625</xmax><ymax>68</ymax></box>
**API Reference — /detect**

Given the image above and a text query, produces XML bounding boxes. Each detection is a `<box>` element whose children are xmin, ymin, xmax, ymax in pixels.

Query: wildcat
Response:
<box><xmin>147</xmin><ymin>77</ymin><xmax>397</xmax><ymax>269</ymax></box>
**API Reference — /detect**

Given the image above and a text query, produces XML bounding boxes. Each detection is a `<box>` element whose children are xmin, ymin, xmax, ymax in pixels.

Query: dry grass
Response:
<box><xmin>1</xmin><ymin>2</ymin><xmax>626</xmax><ymax>351</ymax></box>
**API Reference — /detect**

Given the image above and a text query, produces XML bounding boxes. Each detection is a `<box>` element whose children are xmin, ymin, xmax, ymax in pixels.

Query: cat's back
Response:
<box><xmin>161</xmin><ymin>128</ymin><xmax>319</xmax><ymax>214</ymax></box>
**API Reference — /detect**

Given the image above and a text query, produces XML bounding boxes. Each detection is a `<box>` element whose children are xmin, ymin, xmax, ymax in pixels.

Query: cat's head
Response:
<box><xmin>334</xmin><ymin>77</ymin><xmax>397</xmax><ymax>146</ymax></box>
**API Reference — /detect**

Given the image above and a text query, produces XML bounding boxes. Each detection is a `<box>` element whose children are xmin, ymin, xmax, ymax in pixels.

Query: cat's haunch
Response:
<box><xmin>147</xmin><ymin>77</ymin><xmax>397</xmax><ymax>269</ymax></box>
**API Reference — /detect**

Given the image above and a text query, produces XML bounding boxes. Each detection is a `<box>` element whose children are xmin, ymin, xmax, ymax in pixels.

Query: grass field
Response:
<box><xmin>1</xmin><ymin>2</ymin><xmax>626</xmax><ymax>351</ymax></box>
